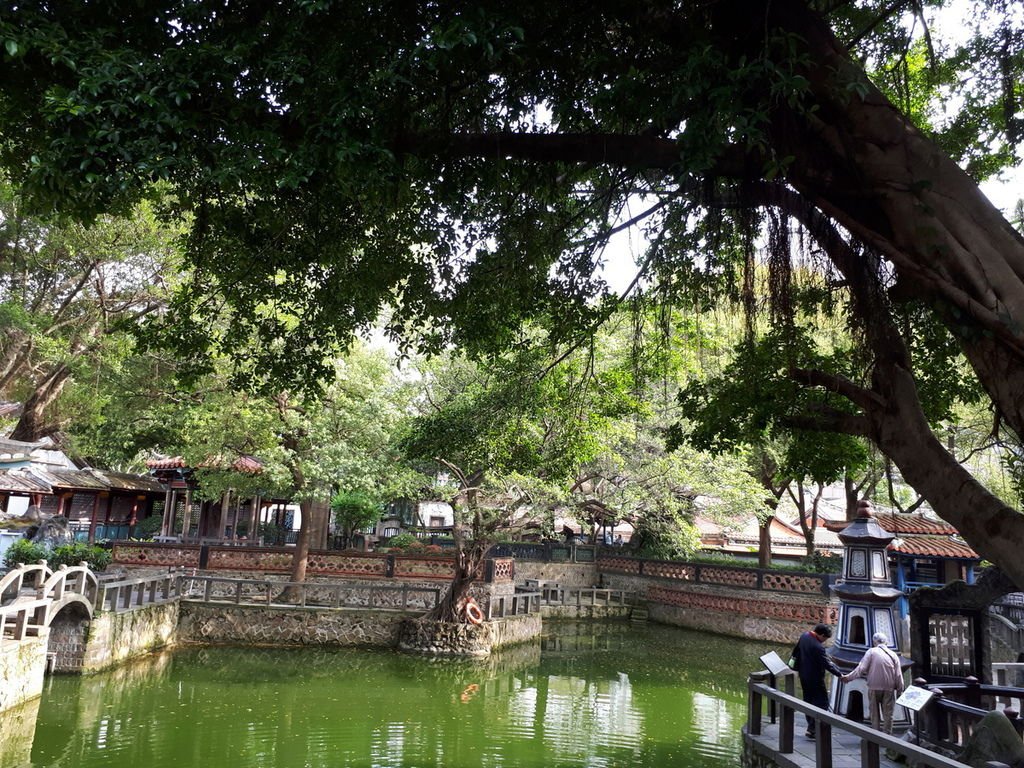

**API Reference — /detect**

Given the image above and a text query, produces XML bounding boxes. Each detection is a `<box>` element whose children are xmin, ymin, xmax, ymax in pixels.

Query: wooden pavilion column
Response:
<box><xmin>218</xmin><ymin>490</ymin><xmax>231</xmax><ymax>539</ymax></box>
<box><xmin>88</xmin><ymin>493</ymin><xmax>100</xmax><ymax>544</ymax></box>
<box><xmin>160</xmin><ymin>487</ymin><xmax>173</xmax><ymax>537</ymax></box>
<box><xmin>248</xmin><ymin>495</ymin><xmax>260</xmax><ymax>540</ymax></box>
<box><xmin>181</xmin><ymin>489</ymin><xmax>193</xmax><ymax>541</ymax></box>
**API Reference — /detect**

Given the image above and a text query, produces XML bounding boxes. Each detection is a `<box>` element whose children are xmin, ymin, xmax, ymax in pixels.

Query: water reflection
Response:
<box><xmin>1</xmin><ymin>623</ymin><xmax>777</xmax><ymax>768</ymax></box>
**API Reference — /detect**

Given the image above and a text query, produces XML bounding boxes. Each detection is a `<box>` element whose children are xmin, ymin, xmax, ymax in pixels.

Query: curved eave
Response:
<box><xmin>832</xmin><ymin>583</ymin><xmax>903</xmax><ymax>601</ymax></box>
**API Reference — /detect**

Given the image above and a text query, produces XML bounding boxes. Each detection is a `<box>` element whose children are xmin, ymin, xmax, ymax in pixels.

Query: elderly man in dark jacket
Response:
<box><xmin>792</xmin><ymin>623</ymin><xmax>841</xmax><ymax>739</ymax></box>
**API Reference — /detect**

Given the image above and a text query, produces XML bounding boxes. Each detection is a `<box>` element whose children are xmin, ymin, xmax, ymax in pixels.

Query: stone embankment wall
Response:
<box><xmin>0</xmin><ymin>635</ymin><xmax>47</xmax><ymax>713</ymax></box>
<box><xmin>397</xmin><ymin>614</ymin><xmax>542</xmax><ymax>656</ymax></box>
<box><xmin>514</xmin><ymin>561</ymin><xmax>598</xmax><ymax>586</ymax></box>
<box><xmin>541</xmin><ymin>605</ymin><xmax>632</xmax><ymax>620</ymax></box>
<box><xmin>599</xmin><ymin>562</ymin><xmax>837</xmax><ymax>643</ymax></box>
<box><xmin>178</xmin><ymin>603</ymin><xmax>403</xmax><ymax>647</ymax></box>
<box><xmin>82</xmin><ymin>602</ymin><xmax>180</xmax><ymax>673</ymax></box>
<box><xmin>0</xmin><ymin>695</ymin><xmax>39</xmax><ymax>765</ymax></box>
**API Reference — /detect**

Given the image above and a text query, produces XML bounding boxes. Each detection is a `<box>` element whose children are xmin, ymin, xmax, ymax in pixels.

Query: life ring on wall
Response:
<box><xmin>464</xmin><ymin>598</ymin><xmax>484</xmax><ymax>625</ymax></box>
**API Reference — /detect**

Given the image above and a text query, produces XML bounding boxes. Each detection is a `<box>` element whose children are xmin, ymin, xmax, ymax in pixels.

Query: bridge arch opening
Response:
<box><xmin>46</xmin><ymin>602</ymin><xmax>91</xmax><ymax>673</ymax></box>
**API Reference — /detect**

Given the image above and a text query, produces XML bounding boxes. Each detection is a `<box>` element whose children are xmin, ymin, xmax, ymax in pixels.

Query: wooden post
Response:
<box><xmin>218</xmin><ymin>489</ymin><xmax>231</xmax><ymax>539</ymax></box>
<box><xmin>88</xmin><ymin>492</ymin><xmax>101</xmax><ymax>544</ymax></box>
<box><xmin>181</xmin><ymin>489</ymin><xmax>193</xmax><ymax>540</ymax></box>
<box><xmin>162</xmin><ymin>488</ymin><xmax>176</xmax><ymax>537</ymax></box>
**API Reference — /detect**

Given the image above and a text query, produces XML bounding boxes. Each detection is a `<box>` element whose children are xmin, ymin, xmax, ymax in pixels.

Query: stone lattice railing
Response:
<box><xmin>112</xmin><ymin>542</ymin><xmax>514</xmax><ymax>584</ymax></box>
<box><xmin>598</xmin><ymin>555</ymin><xmax>832</xmax><ymax>596</ymax></box>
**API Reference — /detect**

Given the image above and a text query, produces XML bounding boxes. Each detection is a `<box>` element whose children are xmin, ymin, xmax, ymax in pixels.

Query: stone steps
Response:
<box><xmin>630</xmin><ymin>604</ymin><xmax>649</xmax><ymax>624</ymax></box>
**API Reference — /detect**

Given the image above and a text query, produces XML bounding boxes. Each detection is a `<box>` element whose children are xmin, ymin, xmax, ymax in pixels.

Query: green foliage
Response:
<box><xmin>332</xmin><ymin>491</ymin><xmax>382</xmax><ymax>547</ymax></box>
<box><xmin>49</xmin><ymin>543</ymin><xmax>111</xmax><ymax>571</ymax></box>
<box><xmin>258</xmin><ymin>522</ymin><xmax>288</xmax><ymax>546</ymax></box>
<box><xmin>2</xmin><ymin>539</ymin><xmax>110</xmax><ymax>571</ymax></box>
<box><xmin>385</xmin><ymin>532</ymin><xmax>419</xmax><ymax>550</ymax></box>
<box><xmin>799</xmin><ymin>550</ymin><xmax>842</xmax><ymax>574</ymax></box>
<box><xmin>2</xmin><ymin>539</ymin><xmax>49</xmax><ymax>569</ymax></box>
<box><xmin>133</xmin><ymin>514</ymin><xmax>163</xmax><ymax>539</ymax></box>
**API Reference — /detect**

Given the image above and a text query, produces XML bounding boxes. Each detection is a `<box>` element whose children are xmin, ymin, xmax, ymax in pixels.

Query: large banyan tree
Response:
<box><xmin>2</xmin><ymin>2</ymin><xmax>1024</xmax><ymax>580</ymax></box>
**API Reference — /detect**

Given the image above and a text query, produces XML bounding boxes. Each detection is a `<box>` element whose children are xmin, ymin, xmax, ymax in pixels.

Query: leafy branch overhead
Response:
<box><xmin>5</xmin><ymin>1</ymin><xmax>1024</xmax><ymax>585</ymax></box>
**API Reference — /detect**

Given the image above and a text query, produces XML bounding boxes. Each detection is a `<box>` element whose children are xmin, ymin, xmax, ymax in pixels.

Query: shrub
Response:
<box><xmin>3</xmin><ymin>538</ymin><xmax>49</xmax><ymax>569</ymax></box>
<box><xmin>134</xmin><ymin>514</ymin><xmax>163</xmax><ymax>539</ymax></box>
<box><xmin>386</xmin><ymin>532</ymin><xmax>419</xmax><ymax>550</ymax></box>
<box><xmin>800</xmin><ymin>550</ymin><xmax>843</xmax><ymax>574</ymax></box>
<box><xmin>50</xmin><ymin>543</ymin><xmax>112</xmax><ymax>571</ymax></box>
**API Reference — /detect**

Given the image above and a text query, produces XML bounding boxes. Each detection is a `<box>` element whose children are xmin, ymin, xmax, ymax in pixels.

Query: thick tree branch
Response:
<box><xmin>789</xmin><ymin>366</ymin><xmax>885</xmax><ymax>411</ymax></box>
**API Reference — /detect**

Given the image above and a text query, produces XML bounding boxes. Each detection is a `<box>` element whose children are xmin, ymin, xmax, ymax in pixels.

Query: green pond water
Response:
<box><xmin>2</xmin><ymin>622</ymin><xmax>784</xmax><ymax>768</ymax></box>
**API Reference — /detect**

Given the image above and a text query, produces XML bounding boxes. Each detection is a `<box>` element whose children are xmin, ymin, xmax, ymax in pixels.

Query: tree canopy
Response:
<box><xmin>4</xmin><ymin>1</ymin><xmax>1024</xmax><ymax>582</ymax></box>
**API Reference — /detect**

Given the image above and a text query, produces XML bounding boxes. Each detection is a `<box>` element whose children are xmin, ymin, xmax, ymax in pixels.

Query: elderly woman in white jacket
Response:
<box><xmin>842</xmin><ymin>632</ymin><xmax>906</xmax><ymax>734</ymax></box>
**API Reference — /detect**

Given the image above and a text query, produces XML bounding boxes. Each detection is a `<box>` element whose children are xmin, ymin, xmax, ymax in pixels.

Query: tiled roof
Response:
<box><xmin>146</xmin><ymin>454</ymin><xmax>264</xmax><ymax>474</ymax></box>
<box><xmin>91</xmin><ymin>470</ymin><xmax>165</xmax><ymax>493</ymax></box>
<box><xmin>36</xmin><ymin>468</ymin><xmax>110</xmax><ymax>491</ymax></box>
<box><xmin>891</xmin><ymin>534</ymin><xmax>978</xmax><ymax>559</ymax></box>
<box><xmin>0</xmin><ymin>467</ymin><xmax>165</xmax><ymax>495</ymax></box>
<box><xmin>0</xmin><ymin>469</ymin><xmax>51</xmax><ymax>493</ymax></box>
<box><xmin>146</xmin><ymin>456</ymin><xmax>188</xmax><ymax>470</ymax></box>
<box><xmin>824</xmin><ymin>512</ymin><xmax>957</xmax><ymax>535</ymax></box>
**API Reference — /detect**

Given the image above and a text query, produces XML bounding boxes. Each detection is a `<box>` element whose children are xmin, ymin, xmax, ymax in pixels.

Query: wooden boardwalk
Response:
<box><xmin>746</xmin><ymin>721</ymin><xmax>907</xmax><ymax>768</ymax></box>
<box><xmin>745</xmin><ymin>678</ymin><xmax>965</xmax><ymax>768</ymax></box>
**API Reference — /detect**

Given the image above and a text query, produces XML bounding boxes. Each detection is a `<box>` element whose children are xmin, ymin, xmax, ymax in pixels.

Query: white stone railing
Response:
<box><xmin>97</xmin><ymin>573</ymin><xmax>182</xmax><ymax>613</ymax></box>
<box><xmin>0</xmin><ymin>561</ymin><xmax>52</xmax><ymax>606</ymax></box>
<box><xmin>0</xmin><ymin>597</ymin><xmax>48</xmax><ymax>648</ymax></box>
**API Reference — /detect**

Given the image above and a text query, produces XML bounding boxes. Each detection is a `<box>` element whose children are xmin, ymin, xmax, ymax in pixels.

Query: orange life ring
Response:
<box><xmin>464</xmin><ymin>599</ymin><xmax>484</xmax><ymax>625</ymax></box>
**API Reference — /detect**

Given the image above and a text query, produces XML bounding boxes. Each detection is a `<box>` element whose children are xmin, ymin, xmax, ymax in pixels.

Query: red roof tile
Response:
<box><xmin>146</xmin><ymin>456</ymin><xmax>188</xmax><ymax>470</ymax></box>
<box><xmin>890</xmin><ymin>535</ymin><xmax>978</xmax><ymax>559</ymax></box>
<box><xmin>825</xmin><ymin>512</ymin><xmax>957</xmax><ymax>535</ymax></box>
<box><xmin>145</xmin><ymin>455</ymin><xmax>263</xmax><ymax>474</ymax></box>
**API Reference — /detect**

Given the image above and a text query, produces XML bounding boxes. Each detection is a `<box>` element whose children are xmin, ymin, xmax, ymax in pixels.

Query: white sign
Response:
<box><xmin>760</xmin><ymin>651</ymin><xmax>795</xmax><ymax>677</ymax></box>
<box><xmin>896</xmin><ymin>685</ymin><xmax>935</xmax><ymax>712</ymax></box>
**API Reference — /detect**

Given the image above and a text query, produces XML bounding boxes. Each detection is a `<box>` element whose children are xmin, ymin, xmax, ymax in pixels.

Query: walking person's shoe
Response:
<box><xmin>804</xmin><ymin>729</ymin><xmax>815</xmax><ymax>739</ymax></box>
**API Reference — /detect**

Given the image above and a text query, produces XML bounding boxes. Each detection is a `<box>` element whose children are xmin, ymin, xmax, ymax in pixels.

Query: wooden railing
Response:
<box><xmin>181</xmin><ymin>575</ymin><xmax>442</xmax><ymax>612</ymax></box>
<box><xmin>919</xmin><ymin>677</ymin><xmax>1024</xmax><ymax>749</ymax></box>
<box><xmin>746</xmin><ymin>672</ymin><xmax>965</xmax><ymax>768</ymax></box>
<box><xmin>98</xmin><ymin>573</ymin><xmax>183</xmax><ymax>613</ymax></box>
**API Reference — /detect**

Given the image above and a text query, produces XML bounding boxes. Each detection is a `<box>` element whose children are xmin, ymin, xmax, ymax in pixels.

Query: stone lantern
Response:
<box><xmin>828</xmin><ymin>499</ymin><xmax>914</xmax><ymax>729</ymax></box>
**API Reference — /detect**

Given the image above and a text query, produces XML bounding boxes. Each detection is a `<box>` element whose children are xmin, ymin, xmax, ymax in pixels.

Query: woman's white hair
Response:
<box><xmin>872</xmin><ymin>632</ymin><xmax>889</xmax><ymax>646</ymax></box>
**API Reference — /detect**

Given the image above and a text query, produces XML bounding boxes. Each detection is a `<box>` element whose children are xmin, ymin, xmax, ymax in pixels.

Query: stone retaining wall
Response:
<box><xmin>600</xmin><ymin>572</ymin><xmax>837</xmax><ymax>643</ymax></box>
<box><xmin>177</xmin><ymin>602</ymin><xmax>404</xmax><ymax>647</ymax></box>
<box><xmin>397</xmin><ymin>613</ymin><xmax>542</xmax><ymax>656</ymax></box>
<box><xmin>514</xmin><ymin>561</ymin><xmax>599</xmax><ymax>587</ymax></box>
<box><xmin>0</xmin><ymin>696</ymin><xmax>39</xmax><ymax>766</ymax></box>
<box><xmin>0</xmin><ymin>634</ymin><xmax>47</xmax><ymax>713</ymax></box>
<box><xmin>540</xmin><ymin>605</ymin><xmax>633</xmax><ymax>621</ymax></box>
<box><xmin>82</xmin><ymin>602</ymin><xmax>180</xmax><ymax>674</ymax></box>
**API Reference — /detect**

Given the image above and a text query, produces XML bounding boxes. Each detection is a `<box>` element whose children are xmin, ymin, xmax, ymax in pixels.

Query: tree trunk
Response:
<box><xmin>865</xmin><ymin>360</ymin><xmax>1024</xmax><ymax>587</ymax></box>
<box><xmin>421</xmin><ymin>539</ymin><xmax>487</xmax><ymax>624</ymax></box>
<box><xmin>9</xmin><ymin>364</ymin><xmax>71</xmax><ymax>442</ymax></box>
<box><xmin>843</xmin><ymin>476</ymin><xmax>859</xmax><ymax>522</ymax></box>
<box><xmin>287</xmin><ymin>498</ymin><xmax>316</xmax><ymax>588</ymax></box>
<box><xmin>758</xmin><ymin>0</ymin><xmax>1024</xmax><ymax>439</ymax></box>
<box><xmin>307</xmin><ymin>499</ymin><xmax>329</xmax><ymax>550</ymax></box>
<box><xmin>758</xmin><ymin>517</ymin><xmax>773</xmax><ymax>569</ymax></box>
